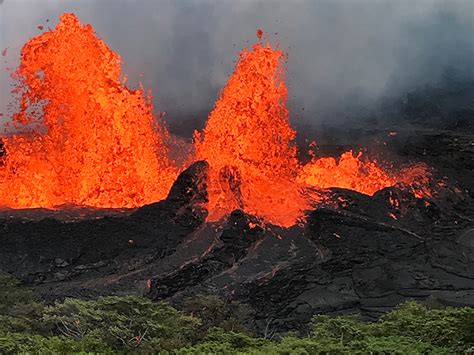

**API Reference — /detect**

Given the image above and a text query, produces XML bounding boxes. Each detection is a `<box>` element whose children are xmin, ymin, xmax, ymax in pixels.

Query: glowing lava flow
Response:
<box><xmin>0</xmin><ymin>14</ymin><xmax>177</xmax><ymax>208</ymax></box>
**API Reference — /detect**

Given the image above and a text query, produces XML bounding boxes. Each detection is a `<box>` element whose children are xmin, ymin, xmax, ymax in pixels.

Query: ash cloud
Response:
<box><xmin>0</xmin><ymin>0</ymin><xmax>472</xmax><ymax>131</ymax></box>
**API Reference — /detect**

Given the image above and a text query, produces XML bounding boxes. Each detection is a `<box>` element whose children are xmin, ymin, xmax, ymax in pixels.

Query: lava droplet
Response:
<box><xmin>257</xmin><ymin>28</ymin><xmax>263</xmax><ymax>39</ymax></box>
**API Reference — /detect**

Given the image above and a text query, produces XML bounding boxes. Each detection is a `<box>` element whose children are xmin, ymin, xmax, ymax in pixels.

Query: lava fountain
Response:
<box><xmin>195</xmin><ymin>42</ymin><xmax>309</xmax><ymax>226</ymax></box>
<box><xmin>0</xmin><ymin>14</ymin><xmax>177</xmax><ymax>209</ymax></box>
<box><xmin>0</xmin><ymin>15</ymin><xmax>431</xmax><ymax>227</ymax></box>
<box><xmin>194</xmin><ymin>33</ymin><xmax>431</xmax><ymax>226</ymax></box>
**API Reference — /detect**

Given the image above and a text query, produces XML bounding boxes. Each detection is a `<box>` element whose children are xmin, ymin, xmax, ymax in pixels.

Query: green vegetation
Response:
<box><xmin>0</xmin><ymin>273</ymin><xmax>473</xmax><ymax>354</ymax></box>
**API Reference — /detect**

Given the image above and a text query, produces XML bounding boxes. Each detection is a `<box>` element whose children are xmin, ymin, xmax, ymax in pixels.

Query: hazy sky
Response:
<box><xmin>1</xmin><ymin>0</ymin><xmax>473</xmax><ymax>128</ymax></box>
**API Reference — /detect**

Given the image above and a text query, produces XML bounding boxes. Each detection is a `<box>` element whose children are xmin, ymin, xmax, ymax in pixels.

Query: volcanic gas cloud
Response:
<box><xmin>0</xmin><ymin>14</ymin><xmax>430</xmax><ymax>226</ymax></box>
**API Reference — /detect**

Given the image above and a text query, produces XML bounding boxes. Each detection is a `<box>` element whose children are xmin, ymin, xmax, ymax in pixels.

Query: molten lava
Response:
<box><xmin>195</xmin><ymin>43</ymin><xmax>309</xmax><ymax>226</ymax></box>
<box><xmin>0</xmin><ymin>15</ymin><xmax>431</xmax><ymax>227</ymax></box>
<box><xmin>0</xmin><ymin>14</ymin><xmax>177</xmax><ymax>209</ymax></box>
<box><xmin>298</xmin><ymin>151</ymin><xmax>396</xmax><ymax>196</ymax></box>
<box><xmin>194</xmin><ymin>36</ymin><xmax>430</xmax><ymax>226</ymax></box>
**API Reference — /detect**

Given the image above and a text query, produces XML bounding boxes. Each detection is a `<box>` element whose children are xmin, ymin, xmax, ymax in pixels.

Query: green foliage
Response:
<box><xmin>311</xmin><ymin>300</ymin><xmax>474</xmax><ymax>354</ymax></box>
<box><xmin>0</xmin><ymin>332</ymin><xmax>113</xmax><ymax>354</ymax></box>
<box><xmin>181</xmin><ymin>294</ymin><xmax>253</xmax><ymax>337</ymax></box>
<box><xmin>176</xmin><ymin>328</ymin><xmax>268</xmax><ymax>354</ymax></box>
<box><xmin>1</xmin><ymin>273</ymin><xmax>473</xmax><ymax>354</ymax></box>
<box><xmin>0</xmin><ymin>273</ymin><xmax>44</xmax><ymax>334</ymax></box>
<box><xmin>373</xmin><ymin>300</ymin><xmax>474</xmax><ymax>351</ymax></box>
<box><xmin>42</xmin><ymin>295</ymin><xmax>199</xmax><ymax>352</ymax></box>
<box><xmin>312</xmin><ymin>314</ymin><xmax>367</xmax><ymax>343</ymax></box>
<box><xmin>256</xmin><ymin>335</ymin><xmax>350</xmax><ymax>354</ymax></box>
<box><xmin>349</xmin><ymin>335</ymin><xmax>449</xmax><ymax>354</ymax></box>
<box><xmin>204</xmin><ymin>328</ymin><xmax>267</xmax><ymax>349</ymax></box>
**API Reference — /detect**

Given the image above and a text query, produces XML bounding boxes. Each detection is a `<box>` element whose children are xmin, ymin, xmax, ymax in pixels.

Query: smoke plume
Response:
<box><xmin>1</xmin><ymin>0</ymin><xmax>472</xmax><ymax>130</ymax></box>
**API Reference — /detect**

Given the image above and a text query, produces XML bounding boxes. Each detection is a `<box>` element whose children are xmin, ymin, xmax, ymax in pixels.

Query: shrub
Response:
<box><xmin>310</xmin><ymin>301</ymin><xmax>474</xmax><ymax>353</ymax></box>
<box><xmin>1</xmin><ymin>274</ymin><xmax>473</xmax><ymax>354</ymax></box>
<box><xmin>0</xmin><ymin>273</ymin><xmax>45</xmax><ymax>334</ymax></box>
<box><xmin>312</xmin><ymin>314</ymin><xmax>368</xmax><ymax>343</ymax></box>
<box><xmin>349</xmin><ymin>335</ymin><xmax>450</xmax><ymax>354</ymax></box>
<box><xmin>42</xmin><ymin>295</ymin><xmax>200</xmax><ymax>352</ymax></box>
<box><xmin>175</xmin><ymin>328</ymin><xmax>268</xmax><ymax>354</ymax></box>
<box><xmin>0</xmin><ymin>332</ymin><xmax>113</xmax><ymax>354</ymax></box>
<box><xmin>181</xmin><ymin>294</ymin><xmax>254</xmax><ymax>337</ymax></box>
<box><xmin>372</xmin><ymin>300</ymin><xmax>474</xmax><ymax>351</ymax></box>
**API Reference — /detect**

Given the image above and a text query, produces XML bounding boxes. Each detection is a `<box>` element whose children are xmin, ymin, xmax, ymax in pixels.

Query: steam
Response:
<box><xmin>1</xmin><ymin>0</ymin><xmax>472</xmax><ymax>130</ymax></box>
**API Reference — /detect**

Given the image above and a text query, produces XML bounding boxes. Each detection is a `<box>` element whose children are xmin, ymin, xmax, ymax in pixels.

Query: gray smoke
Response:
<box><xmin>1</xmin><ymin>0</ymin><xmax>473</xmax><ymax>130</ymax></box>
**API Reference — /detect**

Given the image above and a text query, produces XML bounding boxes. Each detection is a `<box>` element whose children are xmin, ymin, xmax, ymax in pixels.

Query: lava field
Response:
<box><xmin>0</xmin><ymin>13</ymin><xmax>473</xmax><ymax>334</ymax></box>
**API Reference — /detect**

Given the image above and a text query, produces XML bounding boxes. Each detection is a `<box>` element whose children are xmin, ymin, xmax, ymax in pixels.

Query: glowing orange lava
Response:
<box><xmin>298</xmin><ymin>151</ymin><xmax>396</xmax><ymax>196</ymax></box>
<box><xmin>0</xmin><ymin>15</ymin><xmax>431</xmax><ymax>227</ymax></box>
<box><xmin>298</xmin><ymin>151</ymin><xmax>431</xmax><ymax>200</ymax></box>
<box><xmin>194</xmin><ymin>35</ymin><xmax>431</xmax><ymax>226</ymax></box>
<box><xmin>195</xmin><ymin>43</ymin><xmax>309</xmax><ymax>226</ymax></box>
<box><xmin>0</xmin><ymin>13</ymin><xmax>177</xmax><ymax>208</ymax></box>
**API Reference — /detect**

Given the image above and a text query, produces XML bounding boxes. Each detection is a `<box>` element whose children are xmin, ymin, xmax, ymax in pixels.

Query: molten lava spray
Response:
<box><xmin>0</xmin><ymin>14</ymin><xmax>177</xmax><ymax>208</ymax></box>
<box><xmin>195</xmin><ymin>43</ymin><xmax>308</xmax><ymax>226</ymax></box>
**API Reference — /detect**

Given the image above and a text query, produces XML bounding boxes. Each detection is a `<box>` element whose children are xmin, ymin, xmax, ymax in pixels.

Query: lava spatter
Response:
<box><xmin>297</xmin><ymin>151</ymin><xmax>396</xmax><ymax>196</ymax></box>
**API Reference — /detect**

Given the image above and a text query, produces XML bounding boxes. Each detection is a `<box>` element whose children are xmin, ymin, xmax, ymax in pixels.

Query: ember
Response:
<box><xmin>0</xmin><ymin>14</ymin><xmax>431</xmax><ymax>227</ymax></box>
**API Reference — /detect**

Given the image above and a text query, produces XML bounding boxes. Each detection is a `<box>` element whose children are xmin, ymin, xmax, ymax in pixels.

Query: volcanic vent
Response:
<box><xmin>1</xmin><ymin>14</ymin><xmax>473</xmax><ymax>333</ymax></box>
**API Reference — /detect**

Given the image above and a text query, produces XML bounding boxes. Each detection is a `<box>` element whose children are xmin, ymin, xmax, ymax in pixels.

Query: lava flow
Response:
<box><xmin>0</xmin><ymin>14</ymin><xmax>431</xmax><ymax>227</ymax></box>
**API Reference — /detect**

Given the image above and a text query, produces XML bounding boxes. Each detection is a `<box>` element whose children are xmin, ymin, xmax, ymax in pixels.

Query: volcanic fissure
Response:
<box><xmin>0</xmin><ymin>13</ymin><xmax>431</xmax><ymax>227</ymax></box>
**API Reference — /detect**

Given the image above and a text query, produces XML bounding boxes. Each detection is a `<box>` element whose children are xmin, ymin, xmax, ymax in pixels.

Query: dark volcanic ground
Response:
<box><xmin>0</xmin><ymin>122</ymin><xmax>473</xmax><ymax>334</ymax></box>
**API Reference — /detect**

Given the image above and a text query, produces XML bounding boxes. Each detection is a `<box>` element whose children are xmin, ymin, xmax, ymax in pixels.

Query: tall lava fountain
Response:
<box><xmin>195</xmin><ymin>42</ymin><xmax>308</xmax><ymax>226</ymax></box>
<box><xmin>0</xmin><ymin>14</ymin><xmax>177</xmax><ymax>209</ymax></box>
